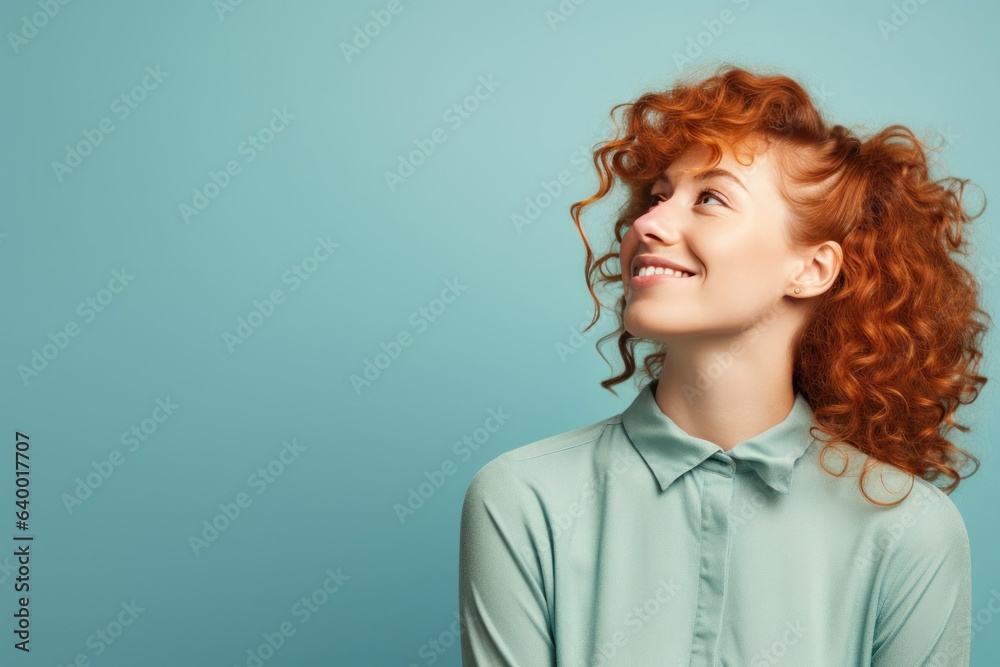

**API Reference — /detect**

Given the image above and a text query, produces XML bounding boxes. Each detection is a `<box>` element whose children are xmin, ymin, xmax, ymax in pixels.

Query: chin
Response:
<box><xmin>624</xmin><ymin>310</ymin><xmax>688</xmax><ymax>342</ymax></box>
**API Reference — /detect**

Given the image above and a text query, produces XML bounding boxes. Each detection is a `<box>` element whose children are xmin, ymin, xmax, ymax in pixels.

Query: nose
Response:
<box><xmin>631</xmin><ymin>201</ymin><xmax>682</xmax><ymax>247</ymax></box>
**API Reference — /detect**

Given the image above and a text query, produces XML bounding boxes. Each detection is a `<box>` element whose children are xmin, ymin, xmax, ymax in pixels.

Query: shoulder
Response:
<box><xmin>864</xmin><ymin>471</ymin><xmax>973</xmax><ymax>642</ymax></box>
<box><xmin>871</xmin><ymin>471</ymin><xmax>970</xmax><ymax>555</ymax></box>
<box><xmin>807</xmin><ymin>441</ymin><xmax>970</xmax><ymax>559</ymax></box>
<box><xmin>830</xmin><ymin>448</ymin><xmax>971</xmax><ymax>578</ymax></box>
<box><xmin>812</xmin><ymin>441</ymin><xmax>968</xmax><ymax>525</ymax></box>
<box><xmin>462</xmin><ymin>415</ymin><xmax>621</xmax><ymax>512</ymax></box>
<box><xmin>875</xmin><ymin>472</ymin><xmax>970</xmax><ymax>559</ymax></box>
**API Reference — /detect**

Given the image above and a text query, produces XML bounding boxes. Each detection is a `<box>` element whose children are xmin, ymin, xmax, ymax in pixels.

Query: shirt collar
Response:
<box><xmin>621</xmin><ymin>379</ymin><xmax>818</xmax><ymax>494</ymax></box>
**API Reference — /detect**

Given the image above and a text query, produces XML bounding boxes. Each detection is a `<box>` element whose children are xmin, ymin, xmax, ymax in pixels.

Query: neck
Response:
<box><xmin>653</xmin><ymin>335</ymin><xmax>797</xmax><ymax>452</ymax></box>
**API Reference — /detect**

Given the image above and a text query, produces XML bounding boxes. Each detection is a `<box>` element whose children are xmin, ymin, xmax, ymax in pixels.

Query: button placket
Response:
<box><xmin>689</xmin><ymin>465</ymin><xmax>736</xmax><ymax>667</ymax></box>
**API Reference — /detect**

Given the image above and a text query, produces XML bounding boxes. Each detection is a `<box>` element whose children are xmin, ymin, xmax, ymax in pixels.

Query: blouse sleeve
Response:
<box><xmin>870</xmin><ymin>489</ymin><xmax>973</xmax><ymax>667</ymax></box>
<box><xmin>458</xmin><ymin>455</ymin><xmax>556</xmax><ymax>666</ymax></box>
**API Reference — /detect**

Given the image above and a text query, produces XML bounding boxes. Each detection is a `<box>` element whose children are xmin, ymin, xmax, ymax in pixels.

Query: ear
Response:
<box><xmin>790</xmin><ymin>241</ymin><xmax>842</xmax><ymax>297</ymax></box>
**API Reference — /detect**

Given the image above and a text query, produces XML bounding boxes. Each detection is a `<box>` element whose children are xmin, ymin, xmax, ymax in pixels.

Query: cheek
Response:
<box><xmin>619</xmin><ymin>229</ymin><xmax>638</xmax><ymax>279</ymax></box>
<box><xmin>703</xmin><ymin>237</ymin><xmax>781</xmax><ymax>287</ymax></box>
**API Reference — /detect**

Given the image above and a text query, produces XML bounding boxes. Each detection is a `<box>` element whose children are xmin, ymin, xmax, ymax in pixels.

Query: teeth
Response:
<box><xmin>636</xmin><ymin>266</ymin><xmax>693</xmax><ymax>278</ymax></box>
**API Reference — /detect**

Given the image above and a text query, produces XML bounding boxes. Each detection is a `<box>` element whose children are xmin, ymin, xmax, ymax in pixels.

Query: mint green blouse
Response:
<box><xmin>458</xmin><ymin>379</ymin><xmax>972</xmax><ymax>666</ymax></box>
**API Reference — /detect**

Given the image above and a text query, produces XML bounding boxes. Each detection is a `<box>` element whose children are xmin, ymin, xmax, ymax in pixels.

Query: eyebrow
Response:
<box><xmin>659</xmin><ymin>168</ymin><xmax>749</xmax><ymax>194</ymax></box>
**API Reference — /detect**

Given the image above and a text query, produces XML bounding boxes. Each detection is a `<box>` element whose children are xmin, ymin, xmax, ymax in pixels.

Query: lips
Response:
<box><xmin>631</xmin><ymin>254</ymin><xmax>698</xmax><ymax>277</ymax></box>
<box><xmin>634</xmin><ymin>266</ymin><xmax>694</xmax><ymax>278</ymax></box>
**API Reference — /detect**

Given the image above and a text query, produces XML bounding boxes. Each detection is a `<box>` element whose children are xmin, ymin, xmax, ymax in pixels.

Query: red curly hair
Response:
<box><xmin>570</xmin><ymin>63</ymin><xmax>991</xmax><ymax>506</ymax></box>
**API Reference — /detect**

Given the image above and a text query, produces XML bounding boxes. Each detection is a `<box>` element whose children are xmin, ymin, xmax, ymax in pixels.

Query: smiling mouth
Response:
<box><xmin>633</xmin><ymin>266</ymin><xmax>695</xmax><ymax>279</ymax></box>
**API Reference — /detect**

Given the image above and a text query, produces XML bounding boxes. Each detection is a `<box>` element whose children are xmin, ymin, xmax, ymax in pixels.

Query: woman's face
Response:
<box><xmin>619</xmin><ymin>141</ymin><xmax>804</xmax><ymax>342</ymax></box>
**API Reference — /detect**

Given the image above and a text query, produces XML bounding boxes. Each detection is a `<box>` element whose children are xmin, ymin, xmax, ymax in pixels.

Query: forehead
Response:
<box><xmin>662</xmin><ymin>139</ymin><xmax>775</xmax><ymax>183</ymax></box>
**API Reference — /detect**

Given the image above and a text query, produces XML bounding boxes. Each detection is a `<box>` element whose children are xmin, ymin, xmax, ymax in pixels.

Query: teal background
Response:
<box><xmin>2</xmin><ymin>0</ymin><xmax>998</xmax><ymax>665</ymax></box>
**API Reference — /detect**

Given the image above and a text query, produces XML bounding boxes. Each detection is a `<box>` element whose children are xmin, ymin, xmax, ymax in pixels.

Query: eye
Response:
<box><xmin>648</xmin><ymin>189</ymin><xmax>727</xmax><ymax>208</ymax></box>
<box><xmin>695</xmin><ymin>189</ymin><xmax>726</xmax><ymax>206</ymax></box>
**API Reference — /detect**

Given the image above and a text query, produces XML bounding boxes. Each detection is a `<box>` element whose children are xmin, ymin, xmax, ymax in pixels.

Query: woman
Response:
<box><xmin>458</xmin><ymin>64</ymin><xmax>989</xmax><ymax>666</ymax></box>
